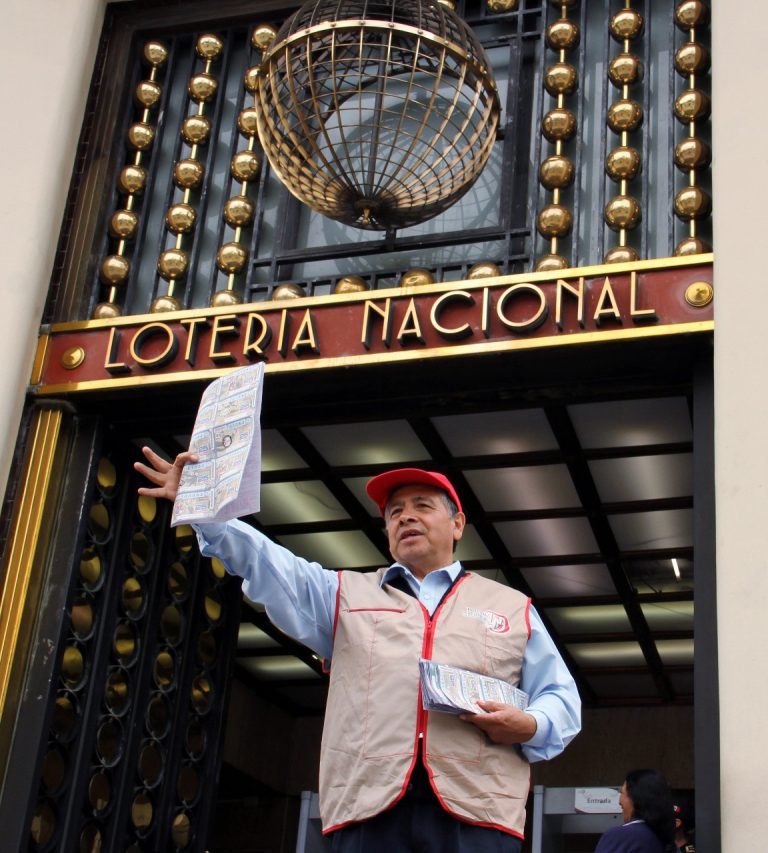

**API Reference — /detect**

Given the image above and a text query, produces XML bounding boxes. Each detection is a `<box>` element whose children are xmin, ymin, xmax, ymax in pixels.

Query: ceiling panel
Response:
<box><xmin>257</xmin><ymin>481</ymin><xmax>350</xmax><ymax>525</ymax></box>
<box><xmin>495</xmin><ymin>517</ymin><xmax>599</xmax><ymax>557</ymax></box>
<box><xmin>567</xmin><ymin>642</ymin><xmax>646</xmax><ymax>668</ymax></box>
<box><xmin>609</xmin><ymin>509</ymin><xmax>693</xmax><ymax>551</ymax></box>
<box><xmin>589</xmin><ymin>453</ymin><xmax>693</xmax><ymax>503</ymax></box>
<box><xmin>465</xmin><ymin>465</ymin><xmax>580</xmax><ymax>511</ymax></box>
<box><xmin>301</xmin><ymin>420</ymin><xmax>428</xmax><ymax>465</ymax></box>
<box><xmin>520</xmin><ymin>564</ymin><xmax>617</xmax><ymax>598</ymax></box>
<box><xmin>545</xmin><ymin>605</ymin><xmax>632</xmax><ymax>635</ymax></box>
<box><xmin>567</xmin><ymin>397</ymin><xmax>692</xmax><ymax>448</ymax></box>
<box><xmin>277</xmin><ymin>530</ymin><xmax>387</xmax><ymax>569</ymax></box>
<box><xmin>432</xmin><ymin>409</ymin><xmax>559</xmax><ymax>455</ymax></box>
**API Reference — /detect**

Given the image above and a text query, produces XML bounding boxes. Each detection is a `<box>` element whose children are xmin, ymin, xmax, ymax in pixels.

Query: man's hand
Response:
<box><xmin>134</xmin><ymin>446</ymin><xmax>198</xmax><ymax>503</ymax></box>
<box><xmin>459</xmin><ymin>701</ymin><xmax>537</xmax><ymax>745</ymax></box>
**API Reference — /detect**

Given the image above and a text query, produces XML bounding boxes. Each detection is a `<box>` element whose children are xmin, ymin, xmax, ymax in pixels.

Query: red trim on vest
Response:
<box><xmin>524</xmin><ymin>597</ymin><xmax>532</xmax><ymax>639</ymax></box>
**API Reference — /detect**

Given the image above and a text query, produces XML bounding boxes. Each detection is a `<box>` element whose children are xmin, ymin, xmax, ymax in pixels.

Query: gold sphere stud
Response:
<box><xmin>674</xmin><ymin>89</ymin><xmax>711</xmax><ymax>123</ymax></box>
<box><xmin>604</xmin><ymin>195</ymin><xmax>642</xmax><ymax>231</ymax></box>
<box><xmin>675</xmin><ymin>236</ymin><xmax>711</xmax><ymax>256</ymax></box>
<box><xmin>223</xmin><ymin>195</ymin><xmax>255</xmax><ymax>228</ymax></box>
<box><xmin>467</xmin><ymin>262</ymin><xmax>502</xmax><ymax>279</ymax></box>
<box><xmin>110</xmin><ymin>210</ymin><xmax>139</xmax><ymax>240</ymax></box>
<box><xmin>674</xmin><ymin>186</ymin><xmax>712</xmax><ymax>220</ymax></box>
<box><xmin>610</xmin><ymin>9</ymin><xmax>644</xmax><ymax>41</ymax></box>
<box><xmin>118</xmin><ymin>165</ymin><xmax>147</xmax><ymax>195</ymax></box>
<box><xmin>135</xmin><ymin>80</ymin><xmax>162</xmax><ymax>109</ymax></box>
<box><xmin>674</xmin><ymin>138</ymin><xmax>711</xmax><ymax>171</ymax></box>
<box><xmin>607</xmin><ymin>99</ymin><xmax>643</xmax><ymax>133</ymax></box>
<box><xmin>539</xmin><ymin>155</ymin><xmax>574</xmax><ymax>190</ymax></box>
<box><xmin>548</xmin><ymin>0</ymin><xmax>577</xmax><ymax>6</ymax></box>
<box><xmin>675</xmin><ymin>1</ymin><xmax>709</xmax><ymax>30</ymax></box>
<box><xmin>608</xmin><ymin>53</ymin><xmax>643</xmax><ymax>87</ymax></box>
<box><xmin>251</xmin><ymin>25</ymin><xmax>278</xmax><ymax>52</ymax></box>
<box><xmin>437</xmin><ymin>0</ymin><xmax>456</xmax><ymax>9</ymax></box>
<box><xmin>273</xmin><ymin>283</ymin><xmax>306</xmax><ymax>300</ymax></box>
<box><xmin>334</xmin><ymin>275</ymin><xmax>369</xmax><ymax>293</ymax></box>
<box><xmin>173</xmin><ymin>159</ymin><xmax>205</xmax><ymax>190</ymax></box>
<box><xmin>100</xmin><ymin>255</ymin><xmax>130</xmax><ymax>285</ymax></box>
<box><xmin>487</xmin><ymin>0</ymin><xmax>519</xmax><ymax>11</ymax></box>
<box><xmin>675</xmin><ymin>42</ymin><xmax>710</xmax><ymax>76</ymax></box>
<box><xmin>546</xmin><ymin>19</ymin><xmax>580</xmax><ymax>51</ymax></box>
<box><xmin>244</xmin><ymin>66</ymin><xmax>260</xmax><ymax>94</ymax></box>
<box><xmin>92</xmin><ymin>302</ymin><xmax>122</xmax><ymax>320</ymax></box>
<box><xmin>151</xmin><ymin>294</ymin><xmax>182</xmax><ymax>313</ymax></box>
<box><xmin>542</xmin><ymin>108</ymin><xmax>577</xmax><ymax>142</ymax></box>
<box><xmin>604</xmin><ymin>246</ymin><xmax>639</xmax><ymax>264</ymax></box>
<box><xmin>188</xmin><ymin>73</ymin><xmax>218</xmax><ymax>103</ymax></box>
<box><xmin>157</xmin><ymin>248</ymin><xmax>189</xmax><ymax>281</ymax></box>
<box><xmin>237</xmin><ymin>107</ymin><xmax>260</xmax><ymax>137</ymax></box>
<box><xmin>196</xmin><ymin>34</ymin><xmax>223</xmax><ymax>61</ymax></box>
<box><xmin>535</xmin><ymin>254</ymin><xmax>568</xmax><ymax>272</ymax></box>
<box><xmin>537</xmin><ymin>204</ymin><xmax>572</xmax><ymax>239</ymax></box>
<box><xmin>181</xmin><ymin>115</ymin><xmax>211</xmax><ymax>145</ymax></box>
<box><xmin>399</xmin><ymin>268</ymin><xmax>437</xmax><ymax>288</ymax></box>
<box><xmin>127</xmin><ymin>122</ymin><xmax>155</xmax><ymax>151</ymax></box>
<box><xmin>143</xmin><ymin>41</ymin><xmax>169</xmax><ymax>68</ymax></box>
<box><xmin>231</xmin><ymin>150</ymin><xmax>262</xmax><ymax>181</ymax></box>
<box><xmin>605</xmin><ymin>147</ymin><xmax>641</xmax><ymax>182</ymax></box>
<box><xmin>216</xmin><ymin>243</ymin><xmax>248</xmax><ymax>274</ymax></box>
<box><xmin>544</xmin><ymin>62</ymin><xmax>578</xmax><ymax>96</ymax></box>
<box><xmin>684</xmin><ymin>281</ymin><xmax>714</xmax><ymax>307</ymax></box>
<box><xmin>165</xmin><ymin>203</ymin><xmax>197</xmax><ymax>235</ymax></box>
<box><xmin>211</xmin><ymin>289</ymin><xmax>242</xmax><ymax>308</ymax></box>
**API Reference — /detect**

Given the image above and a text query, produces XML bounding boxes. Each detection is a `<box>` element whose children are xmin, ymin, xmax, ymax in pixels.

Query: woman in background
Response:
<box><xmin>595</xmin><ymin>769</ymin><xmax>675</xmax><ymax>852</ymax></box>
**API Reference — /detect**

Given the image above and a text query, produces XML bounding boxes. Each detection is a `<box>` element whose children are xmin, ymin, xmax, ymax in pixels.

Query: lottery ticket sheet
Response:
<box><xmin>419</xmin><ymin>658</ymin><xmax>529</xmax><ymax>715</ymax></box>
<box><xmin>171</xmin><ymin>363</ymin><xmax>265</xmax><ymax>526</ymax></box>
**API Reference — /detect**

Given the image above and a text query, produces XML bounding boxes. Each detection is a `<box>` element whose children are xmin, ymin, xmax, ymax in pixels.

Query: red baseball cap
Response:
<box><xmin>365</xmin><ymin>468</ymin><xmax>462</xmax><ymax>515</ymax></box>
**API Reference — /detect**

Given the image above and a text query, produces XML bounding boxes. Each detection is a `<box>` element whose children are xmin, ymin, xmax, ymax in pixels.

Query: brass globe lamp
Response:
<box><xmin>254</xmin><ymin>0</ymin><xmax>500</xmax><ymax>230</ymax></box>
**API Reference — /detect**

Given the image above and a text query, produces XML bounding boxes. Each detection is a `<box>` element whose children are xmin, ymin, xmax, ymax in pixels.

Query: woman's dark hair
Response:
<box><xmin>625</xmin><ymin>769</ymin><xmax>675</xmax><ymax>847</ymax></box>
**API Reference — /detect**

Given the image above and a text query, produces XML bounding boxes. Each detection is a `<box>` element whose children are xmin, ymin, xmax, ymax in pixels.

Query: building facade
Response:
<box><xmin>0</xmin><ymin>1</ymin><xmax>760</xmax><ymax>851</ymax></box>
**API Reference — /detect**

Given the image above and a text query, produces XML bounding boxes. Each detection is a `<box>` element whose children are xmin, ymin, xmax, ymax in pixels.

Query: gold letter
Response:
<box><xmin>361</xmin><ymin>299</ymin><xmax>392</xmax><ymax>349</ymax></box>
<box><xmin>593</xmin><ymin>277</ymin><xmax>622</xmax><ymax>325</ymax></box>
<box><xmin>430</xmin><ymin>291</ymin><xmax>475</xmax><ymax>341</ymax></box>
<box><xmin>630</xmin><ymin>271</ymin><xmax>658</xmax><ymax>323</ymax></box>
<box><xmin>243</xmin><ymin>313</ymin><xmax>272</xmax><ymax>358</ymax></box>
<box><xmin>209</xmin><ymin>315</ymin><xmax>240</xmax><ymax>362</ymax></box>
<box><xmin>556</xmin><ymin>278</ymin><xmax>585</xmax><ymax>330</ymax></box>
<box><xmin>104</xmin><ymin>327</ymin><xmax>129</xmax><ymax>374</ymax></box>
<box><xmin>496</xmin><ymin>284</ymin><xmax>548</xmax><ymax>332</ymax></box>
<box><xmin>292</xmin><ymin>310</ymin><xmax>319</xmax><ymax>355</ymax></box>
<box><xmin>180</xmin><ymin>317</ymin><xmax>209</xmax><ymax>365</ymax></box>
<box><xmin>130</xmin><ymin>323</ymin><xmax>178</xmax><ymax>368</ymax></box>
<box><xmin>396</xmin><ymin>298</ymin><xmax>425</xmax><ymax>344</ymax></box>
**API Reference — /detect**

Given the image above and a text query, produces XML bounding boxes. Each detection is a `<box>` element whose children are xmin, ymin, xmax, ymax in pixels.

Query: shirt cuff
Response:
<box><xmin>522</xmin><ymin>708</ymin><xmax>551</xmax><ymax>749</ymax></box>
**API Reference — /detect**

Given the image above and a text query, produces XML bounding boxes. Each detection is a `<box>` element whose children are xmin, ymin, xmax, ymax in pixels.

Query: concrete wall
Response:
<box><xmin>712</xmin><ymin>3</ymin><xmax>767</xmax><ymax>850</ymax></box>
<box><xmin>0</xmin><ymin>1</ymin><xmax>106</xmax><ymax>499</ymax></box>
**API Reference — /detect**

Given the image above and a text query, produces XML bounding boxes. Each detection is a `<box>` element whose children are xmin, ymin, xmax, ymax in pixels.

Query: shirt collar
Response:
<box><xmin>381</xmin><ymin>560</ymin><xmax>463</xmax><ymax>587</ymax></box>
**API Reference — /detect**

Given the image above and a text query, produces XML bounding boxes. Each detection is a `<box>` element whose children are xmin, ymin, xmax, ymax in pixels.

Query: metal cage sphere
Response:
<box><xmin>254</xmin><ymin>0</ymin><xmax>500</xmax><ymax>230</ymax></box>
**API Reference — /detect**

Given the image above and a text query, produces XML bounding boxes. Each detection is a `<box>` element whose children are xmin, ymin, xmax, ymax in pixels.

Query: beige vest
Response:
<box><xmin>320</xmin><ymin>569</ymin><xmax>531</xmax><ymax>837</ymax></box>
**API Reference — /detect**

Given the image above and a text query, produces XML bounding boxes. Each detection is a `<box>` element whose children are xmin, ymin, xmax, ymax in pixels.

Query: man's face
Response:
<box><xmin>384</xmin><ymin>484</ymin><xmax>465</xmax><ymax>578</ymax></box>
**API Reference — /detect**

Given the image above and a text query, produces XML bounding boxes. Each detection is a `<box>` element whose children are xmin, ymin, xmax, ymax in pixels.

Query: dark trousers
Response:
<box><xmin>328</xmin><ymin>757</ymin><xmax>523</xmax><ymax>853</ymax></box>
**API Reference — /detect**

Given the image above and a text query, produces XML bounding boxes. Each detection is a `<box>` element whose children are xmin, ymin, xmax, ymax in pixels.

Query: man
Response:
<box><xmin>136</xmin><ymin>449</ymin><xmax>580</xmax><ymax>853</ymax></box>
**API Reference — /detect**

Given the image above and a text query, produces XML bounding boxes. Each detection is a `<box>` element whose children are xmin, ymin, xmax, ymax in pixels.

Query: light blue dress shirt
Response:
<box><xmin>195</xmin><ymin>518</ymin><xmax>581</xmax><ymax>763</ymax></box>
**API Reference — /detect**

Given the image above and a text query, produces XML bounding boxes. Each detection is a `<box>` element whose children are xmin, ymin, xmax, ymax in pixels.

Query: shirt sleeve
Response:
<box><xmin>194</xmin><ymin>519</ymin><xmax>339</xmax><ymax>660</ymax></box>
<box><xmin>519</xmin><ymin>605</ymin><xmax>582</xmax><ymax>763</ymax></box>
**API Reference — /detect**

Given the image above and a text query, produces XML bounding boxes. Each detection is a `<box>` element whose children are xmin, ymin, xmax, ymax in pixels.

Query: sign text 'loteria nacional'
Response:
<box><xmin>35</xmin><ymin>260</ymin><xmax>713</xmax><ymax>394</ymax></box>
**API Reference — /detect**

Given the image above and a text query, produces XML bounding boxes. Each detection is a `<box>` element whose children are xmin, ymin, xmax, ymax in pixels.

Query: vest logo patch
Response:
<box><xmin>464</xmin><ymin>607</ymin><xmax>510</xmax><ymax>634</ymax></box>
